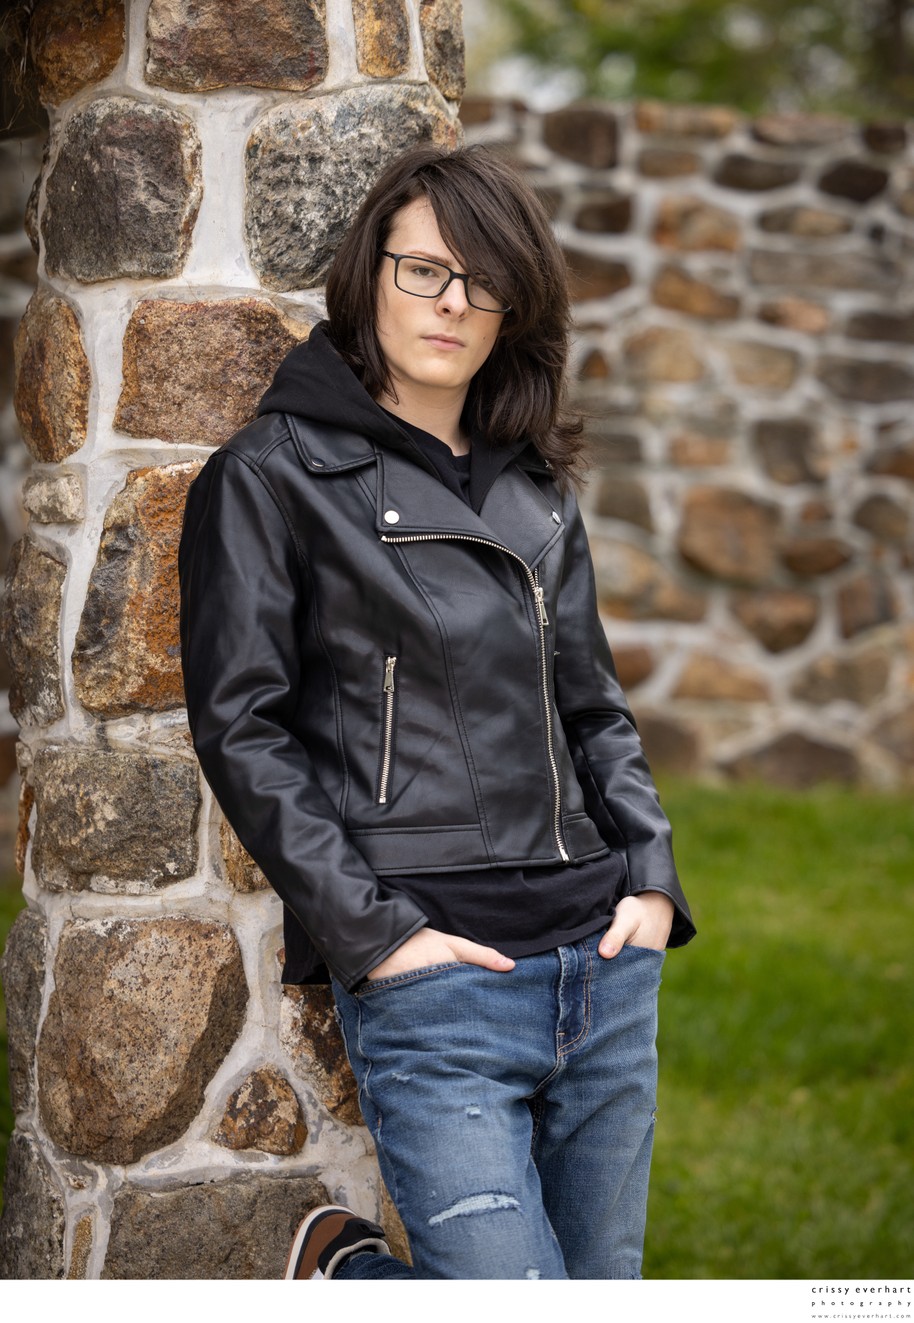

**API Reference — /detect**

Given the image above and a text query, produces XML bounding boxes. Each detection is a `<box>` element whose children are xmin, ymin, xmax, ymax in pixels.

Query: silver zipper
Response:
<box><xmin>380</xmin><ymin>532</ymin><xmax>569</xmax><ymax>860</ymax></box>
<box><xmin>378</xmin><ymin>654</ymin><xmax>397</xmax><ymax>805</ymax></box>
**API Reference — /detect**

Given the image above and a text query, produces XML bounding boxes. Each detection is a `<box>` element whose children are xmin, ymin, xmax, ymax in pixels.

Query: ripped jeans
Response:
<box><xmin>329</xmin><ymin>929</ymin><xmax>664</xmax><ymax>1280</ymax></box>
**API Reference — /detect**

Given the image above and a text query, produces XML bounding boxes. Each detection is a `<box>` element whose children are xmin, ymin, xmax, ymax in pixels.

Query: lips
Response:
<box><xmin>423</xmin><ymin>334</ymin><xmax>465</xmax><ymax>348</ymax></box>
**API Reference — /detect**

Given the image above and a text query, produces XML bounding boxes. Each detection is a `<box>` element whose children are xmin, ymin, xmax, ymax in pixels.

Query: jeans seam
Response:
<box><xmin>557</xmin><ymin>940</ymin><xmax>593</xmax><ymax>1058</ymax></box>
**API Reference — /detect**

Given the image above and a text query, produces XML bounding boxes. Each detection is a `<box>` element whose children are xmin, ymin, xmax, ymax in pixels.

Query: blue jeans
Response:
<box><xmin>329</xmin><ymin>930</ymin><xmax>664</xmax><ymax>1280</ymax></box>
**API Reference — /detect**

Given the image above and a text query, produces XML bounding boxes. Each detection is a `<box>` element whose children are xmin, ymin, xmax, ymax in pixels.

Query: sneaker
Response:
<box><xmin>284</xmin><ymin>1203</ymin><xmax>390</xmax><ymax>1280</ymax></box>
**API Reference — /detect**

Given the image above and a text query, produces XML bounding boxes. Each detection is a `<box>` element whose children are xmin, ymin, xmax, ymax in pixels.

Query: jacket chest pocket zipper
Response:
<box><xmin>377</xmin><ymin>654</ymin><xmax>398</xmax><ymax>805</ymax></box>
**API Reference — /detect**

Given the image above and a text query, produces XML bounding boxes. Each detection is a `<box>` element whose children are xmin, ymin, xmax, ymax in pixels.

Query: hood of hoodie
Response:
<box><xmin>256</xmin><ymin>322</ymin><xmax>533</xmax><ymax>499</ymax></box>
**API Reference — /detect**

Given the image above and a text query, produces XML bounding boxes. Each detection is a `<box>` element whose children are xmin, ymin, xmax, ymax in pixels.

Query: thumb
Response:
<box><xmin>447</xmin><ymin>937</ymin><xmax>515</xmax><ymax>972</ymax></box>
<box><xmin>598</xmin><ymin>910</ymin><xmax>638</xmax><ymax>960</ymax></box>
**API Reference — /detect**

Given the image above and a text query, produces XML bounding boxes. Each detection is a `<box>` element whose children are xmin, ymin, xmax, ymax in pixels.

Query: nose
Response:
<box><xmin>436</xmin><ymin>272</ymin><xmax>470</xmax><ymax>315</ymax></box>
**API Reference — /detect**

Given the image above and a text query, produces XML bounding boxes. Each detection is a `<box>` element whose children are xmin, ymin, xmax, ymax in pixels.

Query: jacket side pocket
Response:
<box><xmin>376</xmin><ymin>654</ymin><xmax>398</xmax><ymax>805</ymax></box>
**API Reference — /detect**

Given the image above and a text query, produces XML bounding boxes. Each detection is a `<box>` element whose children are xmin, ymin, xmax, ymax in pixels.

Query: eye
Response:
<box><xmin>406</xmin><ymin>262</ymin><xmax>443</xmax><ymax>279</ymax></box>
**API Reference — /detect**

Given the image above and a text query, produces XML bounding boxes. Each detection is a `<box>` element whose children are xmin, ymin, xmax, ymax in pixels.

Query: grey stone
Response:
<box><xmin>146</xmin><ymin>0</ymin><xmax>327</xmax><ymax>92</ymax></box>
<box><xmin>22</xmin><ymin>471</ymin><xmax>85</xmax><ymax>524</ymax></box>
<box><xmin>245</xmin><ymin>86</ymin><xmax>458</xmax><ymax>291</ymax></box>
<box><xmin>419</xmin><ymin>0</ymin><xmax>465</xmax><ymax>102</ymax></box>
<box><xmin>1</xmin><ymin>537</ymin><xmax>66</xmax><ymax>726</ymax></box>
<box><xmin>749</xmin><ymin>249</ymin><xmax>899</xmax><ymax>291</ymax></box>
<box><xmin>102</xmin><ymin>1172</ymin><xmax>329</xmax><ymax>1278</ymax></box>
<box><xmin>0</xmin><ymin>908</ymin><xmax>47</xmax><ymax>1113</ymax></box>
<box><xmin>42</xmin><ymin>97</ymin><xmax>202</xmax><ymax>283</ymax></box>
<box><xmin>791</xmin><ymin>648</ymin><xmax>891</xmax><ymax>707</ymax></box>
<box><xmin>37</xmin><ymin>917</ymin><xmax>247</xmax><ymax>1164</ymax></box>
<box><xmin>752</xmin><ymin>418</ymin><xmax>825</xmax><ymax>485</ymax></box>
<box><xmin>0</xmin><ymin>1131</ymin><xmax>66</xmax><ymax>1279</ymax></box>
<box><xmin>817</xmin><ymin>357</ymin><xmax>914</xmax><ymax>404</ymax></box>
<box><xmin>723</xmin><ymin>732</ymin><xmax>861</xmax><ymax>788</ymax></box>
<box><xmin>30</xmin><ymin>746</ymin><xmax>200</xmax><ymax>893</ymax></box>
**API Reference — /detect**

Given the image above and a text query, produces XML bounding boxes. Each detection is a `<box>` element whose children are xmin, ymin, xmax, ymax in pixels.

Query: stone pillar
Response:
<box><xmin>0</xmin><ymin>0</ymin><xmax>463</xmax><ymax>1280</ymax></box>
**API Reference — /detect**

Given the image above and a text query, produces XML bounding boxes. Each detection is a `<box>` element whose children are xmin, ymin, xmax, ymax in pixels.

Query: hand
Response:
<box><xmin>598</xmin><ymin>892</ymin><xmax>674</xmax><ymax>959</ymax></box>
<box><xmin>366</xmin><ymin>927</ymin><xmax>515</xmax><ymax>981</ymax></box>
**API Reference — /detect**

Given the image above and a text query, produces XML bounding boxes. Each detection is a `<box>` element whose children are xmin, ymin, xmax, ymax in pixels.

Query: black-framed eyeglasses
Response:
<box><xmin>381</xmin><ymin>251</ymin><xmax>511</xmax><ymax>313</ymax></box>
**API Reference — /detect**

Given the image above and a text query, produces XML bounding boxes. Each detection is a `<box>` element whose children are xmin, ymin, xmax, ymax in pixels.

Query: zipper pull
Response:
<box><xmin>383</xmin><ymin>655</ymin><xmax>397</xmax><ymax>692</ymax></box>
<box><xmin>533</xmin><ymin>585</ymin><xmax>549</xmax><ymax>627</ymax></box>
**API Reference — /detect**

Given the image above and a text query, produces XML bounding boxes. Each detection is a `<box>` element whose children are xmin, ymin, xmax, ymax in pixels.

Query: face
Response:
<box><xmin>374</xmin><ymin>198</ymin><xmax>506</xmax><ymax>412</ymax></box>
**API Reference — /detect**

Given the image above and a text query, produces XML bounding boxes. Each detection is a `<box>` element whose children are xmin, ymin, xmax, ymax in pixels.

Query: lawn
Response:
<box><xmin>0</xmin><ymin>781</ymin><xmax>912</xmax><ymax>1274</ymax></box>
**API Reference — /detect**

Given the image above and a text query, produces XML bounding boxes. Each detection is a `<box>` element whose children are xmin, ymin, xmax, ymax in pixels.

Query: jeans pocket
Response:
<box><xmin>354</xmin><ymin>960</ymin><xmax>464</xmax><ymax>997</ymax></box>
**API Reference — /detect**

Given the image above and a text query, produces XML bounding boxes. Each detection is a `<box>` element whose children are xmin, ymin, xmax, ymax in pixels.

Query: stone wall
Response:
<box><xmin>0</xmin><ymin>0</ymin><xmax>461</xmax><ymax>1279</ymax></box>
<box><xmin>464</xmin><ymin>97</ymin><xmax>914</xmax><ymax>790</ymax></box>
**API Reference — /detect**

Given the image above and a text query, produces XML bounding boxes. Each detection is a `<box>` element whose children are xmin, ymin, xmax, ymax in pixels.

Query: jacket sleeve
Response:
<box><xmin>552</xmin><ymin>490</ymin><xmax>695</xmax><ymax>947</ymax></box>
<box><xmin>178</xmin><ymin>448</ymin><xmax>429</xmax><ymax>990</ymax></box>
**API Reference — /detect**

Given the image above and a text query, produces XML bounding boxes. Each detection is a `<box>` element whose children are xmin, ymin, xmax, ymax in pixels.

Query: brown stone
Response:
<box><xmin>146</xmin><ymin>0</ymin><xmax>327</xmax><ymax>92</ymax></box>
<box><xmin>533</xmin><ymin>185</ymin><xmax>562</xmax><ymax>220</ymax></box>
<box><xmin>0</xmin><ymin>1131</ymin><xmax>66</xmax><ymax>1279</ymax></box>
<box><xmin>563</xmin><ymin>250</ymin><xmax>631</xmax><ymax>302</ymax></box>
<box><xmin>713</xmin><ymin>154</ymin><xmax>801</xmax><ymax>192</ymax></box>
<box><xmin>13</xmin><ymin>291</ymin><xmax>90</xmax><ymax>462</ymax></box>
<box><xmin>574</xmin><ymin>189</ymin><xmax>632</xmax><ymax>234</ymax></box>
<box><xmin>213</xmin><ymin>1067</ymin><xmax>306</xmax><ymax>1155</ymax></box>
<box><xmin>751</xmin><ymin>112</ymin><xmax>850</xmax><ymax>148</ymax></box>
<box><xmin>723</xmin><ymin>731</ymin><xmax>860</xmax><ymax>788</ymax></box>
<box><xmin>636</xmin><ymin>147</ymin><xmax>701</xmax><ymax>177</ymax></box>
<box><xmin>115</xmin><ymin>299</ymin><xmax>308</xmax><ymax>446</ymax></box>
<box><xmin>0</xmin><ymin>248</ymin><xmax>39</xmax><ymax>284</ymax></box>
<box><xmin>37</xmin><ymin>917</ymin><xmax>247</xmax><ymax>1164</ymax></box>
<box><xmin>678</xmin><ymin>487</ymin><xmax>781</xmax><ymax>585</ymax></box>
<box><xmin>721</xmin><ymin>340</ymin><xmax>799</xmax><ymax>391</ymax></box>
<box><xmin>0</xmin><ymin>909</ymin><xmax>47</xmax><ymax>1113</ymax></box>
<box><xmin>862</xmin><ymin>122</ymin><xmax>907</xmax><ymax>154</ymax></box>
<box><xmin>30</xmin><ymin>746</ymin><xmax>200</xmax><ymax>893</ymax></box>
<box><xmin>837</xmin><ymin>573</ymin><xmax>898</xmax><ymax>639</ymax></box>
<box><xmin>731</xmin><ymin>590</ymin><xmax>819</xmax><ymax>652</ymax></box>
<box><xmin>593</xmin><ymin>476</ymin><xmax>652</xmax><ymax>531</ymax></box>
<box><xmin>870</xmin><ymin>703</ymin><xmax>914</xmax><ymax>767</ymax></box>
<box><xmin>791</xmin><ymin>648</ymin><xmax>891</xmax><ymax>707</ymax></box>
<box><xmin>630</xmin><ymin>710</ymin><xmax>700</xmax><ymax>774</ymax></box>
<box><xmin>757</xmin><ymin>297</ymin><xmax>830</xmax><ymax>334</ymax></box>
<box><xmin>66</xmin><ymin>1214</ymin><xmax>93</xmax><ymax>1280</ymax></box>
<box><xmin>542</xmin><ymin>103</ymin><xmax>618</xmax><ymax>167</ymax></box>
<box><xmin>673</xmin><ymin>653</ymin><xmax>769</xmax><ymax>702</ymax></box>
<box><xmin>379</xmin><ymin>1180</ymin><xmax>412</xmax><ymax>1265</ymax></box>
<box><xmin>576</xmin><ymin>348</ymin><xmax>610</xmax><ymax>381</ymax></box>
<box><xmin>845</xmin><ymin>309</ymin><xmax>914</xmax><ymax>344</ymax></box>
<box><xmin>853</xmin><ymin>494</ymin><xmax>910</xmax><ymax>544</ymax></box>
<box><xmin>458</xmin><ymin>96</ymin><xmax>494</xmax><ymax>126</ymax></box>
<box><xmin>622</xmin><ymin>325</ymin><xmax>705</xmax><ymax>382</ymax></box>
<box><xmin>419</xmin><ymin>0</ymin><xmax>465</xmax><ymax>101</ymax></box>
<box><xmin>43</xmin><ymin>97</ymin><xmax>202</xmax><ymax>283</ymax></box>
<box><xmin>611</xmin><ymin>645</ymin><xmax>655</xmax><ymax>691</ymax></box>
<box><xmin>817</xmin><ymin>159</ymin><xmax>889</xmax><ymax>203</ymax></box>
<box><xmin>799</xmin><ymin>499</ymin><xmax>833</xmax><ymax>524</ymax></box>
<box><xmin>652</xmin><ymin>196</ymin><xmax>741</xmax><ymax>252</ymax></box>
<box><xmin>749</xmin><ymin>249</ymin><xmax>898</xmax><ymax>292</ymax></box>
<box><xmin>668</xmin><ymin>432</ymin><xmax>731</xmax><ymax>467</ymax></box>
<box><xmin>102</xmin><ymin>1171</ymin><xmax>329</xmax><ymax>1278</ymax></box>
<box><xmin>245</xmin><ymin>86</ymin><xmax>457</xmax><ymax>291</ymax></box>
<box><xmin>1</xmin><ymin>537</ymin><xmax>66</xmax><ymax>726</ymax></box>
<box><xmin>868</xmin><ymin>442</ymin><xmax>914</xmax><ymax>482</ymax></box>
<box><xmin>30</xmin><ymin>0</ymin><xmax>125</xmax><ymax>105</ymax></box>
<box><xmin>281</xmin><ymin>983</ymin><xmax>362</xmax><ymax>1125</ymax></box>
<box><xmin>220</xmin><ymin>816</ymin><xmax>270</xmax><ymax>891</ymax></box>
<box><xmin>591</xmin><ymin>537</ymin><xmax>707</xmax><ymax>622</ymax></box>
<box><xmin>22</xmin><ymin>471</ymin><xmax>85</xmax><ymax>524</ymax></box>
<box><xmin>352</xmin><ymin>0</ymin><xmax>410</xmax><ymax>77</ymax></box>
<box><xmin>634</xmin><ymin>100</ymin><xmax>737</xmax><ymax>139</ymax></box>
<box><xmin>752</xmin><ymin>418</ymin><xmax>824</xmax><ymax>485</ymax></box>
<box><xmin>817</xmin><ymin>357</ymin><xmax>914</xmax><ymax>404</ymax></box>
<box><xmin>652</xmin><ymin>265</ymin><xmax>740</xmax><ymax>320</ymax></box>
<box><xmin>584</xmin><ymin>426</ymin><xmax>642</xmax><ymax>466</ymax></box>
<box><xmin>16</xmin><ymin>781</ymin><xmax>34</xmax><ymax>876</ymax></box>
<box><xmin>780</xmin><ymin>534</ymin><xmax>852</xmax><ymax>578</ymax></box>
<box><xmin>758</xmin><ymin>205</ymin><xmax>852</xmax><ymax>238</ymax></box>
<box><xmin>73</xmin><ymin>462</ymin><xmax>202</xmax><ymax>717</ymax></box>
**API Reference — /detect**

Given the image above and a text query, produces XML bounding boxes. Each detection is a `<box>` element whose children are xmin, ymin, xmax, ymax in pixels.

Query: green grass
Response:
<box><xmin>0</xmin><ymin>783</ymin><xmax>911</xmax><ymax>1274</ymax></box>
<box><xmin>0</xmin><ymin>869</ymin><xmax>26</xmax><ymax>1221</ymax></box>
<box><xmin>644</xmin><ymin>779</ymin><xmax>914</xmax><ymax>1279</ymax></box>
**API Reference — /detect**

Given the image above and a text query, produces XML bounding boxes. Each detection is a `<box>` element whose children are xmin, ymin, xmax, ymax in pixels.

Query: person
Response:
<box><xmin>178</xmin><ymin>143</ymin><xmax>695</xmax><ymax>1282</ymax></box>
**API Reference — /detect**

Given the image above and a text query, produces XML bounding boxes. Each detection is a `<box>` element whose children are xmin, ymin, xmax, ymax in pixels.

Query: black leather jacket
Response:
<box><xmin>178</xmin><ymin>328</ymin><xmax>694</xmax><ymax>990</ymax></box>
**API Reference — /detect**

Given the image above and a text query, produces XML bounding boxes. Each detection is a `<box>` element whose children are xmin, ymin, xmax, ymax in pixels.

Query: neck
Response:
<box><xmin>378</xmin><ymin>386</ymin><xmax>470</xmax><ymax>457</ymax></box>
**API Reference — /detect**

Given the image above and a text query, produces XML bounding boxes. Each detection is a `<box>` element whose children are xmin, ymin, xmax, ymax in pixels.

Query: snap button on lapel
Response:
<box><xmin>552</xmin><ymin>511</ymin><xmax>561</xmax><ymax>524</ymax></box>
<box><xmin>311</xmin><ymin>456</ymin><xmax>325</xmax><ymax>468</ymax></box>
<box><xmin>383</xmin><ymin>510</ymin><xmax>401</xmax><ymax>524</ymax></box>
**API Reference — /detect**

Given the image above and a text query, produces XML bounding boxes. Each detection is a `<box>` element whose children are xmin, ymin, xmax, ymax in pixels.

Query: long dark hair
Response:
<box><xmin>325</xmin><ymin>144</ymin><xmax>586</xmax><ymax>484</ymax></box>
